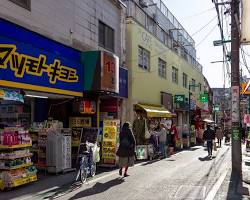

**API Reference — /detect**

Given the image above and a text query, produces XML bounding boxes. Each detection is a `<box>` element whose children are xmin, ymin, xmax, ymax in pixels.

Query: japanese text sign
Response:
<box><xmin>174</xmin><ymin>95</ymin><xmax>185</xmax><ymax>103</ymax></box>
<box><xmin>199</xmin><ymin>93</ymin><xmax>208</xmax><ymax>102</ymax></box>
<box><xmin>0</xmin><ymin>19</ymin><xmax>83</xmax><ymax>97</ymax></box>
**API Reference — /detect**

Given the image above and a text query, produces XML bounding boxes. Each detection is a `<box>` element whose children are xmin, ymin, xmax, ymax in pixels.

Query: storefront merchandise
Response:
<box><xmin>0</xmin><ymin>127</ymin><xmax>37</xmax><ymax>190</ymax></box>
<box><xmin>134</xmin><ymin>103</ymin><xmax>173</xmax><ymax>160</ymax></box>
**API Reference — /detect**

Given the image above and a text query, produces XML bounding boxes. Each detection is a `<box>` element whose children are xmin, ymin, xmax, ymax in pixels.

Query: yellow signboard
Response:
<box><xmin>102</xmin><ymin>125</ymin><xmax>117</xmax><ymax>159</ymax></box>
<box><xmin>242</xmin><ymin>83</ymin><xmax>250</xmax><ymax>94</ymax></box>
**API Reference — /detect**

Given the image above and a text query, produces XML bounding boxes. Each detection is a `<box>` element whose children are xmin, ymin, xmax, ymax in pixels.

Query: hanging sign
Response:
<box><xmin>79</xmin><ymin>100</ymin><xmax>96</xmax><ymax>114</ymax></box>
<box><xmin>0</xmin><ymin>89</ymin><xmax>24</xmax><ymax>103</ymax></box>
<box><xmin>199</xmin><ymin>93</ymin><xmax>208</xmax><ymax>102</ymax></box>
<box><xmin>174</xmin><ymin>95</ymin><xmax>185</xmax><ymax>103</ymax></box>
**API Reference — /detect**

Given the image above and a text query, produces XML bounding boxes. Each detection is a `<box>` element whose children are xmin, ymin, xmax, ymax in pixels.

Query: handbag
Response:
<box><xmin>144</xmin><ymin>119</ymin><xmax>150</xmax><ymax>139</ymax></box>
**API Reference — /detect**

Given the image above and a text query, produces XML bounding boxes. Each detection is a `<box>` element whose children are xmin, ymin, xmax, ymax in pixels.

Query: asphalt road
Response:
<box><xmin>45</xmin><ymin>144</ymin><xmax>231</xmax><ymax>200</ymax></box>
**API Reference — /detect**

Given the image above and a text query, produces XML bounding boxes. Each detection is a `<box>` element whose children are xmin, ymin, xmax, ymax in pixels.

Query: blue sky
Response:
<box><xmin>162</xmin><ymin>0</ymin><xmax>234</xmax><ymax>88</ymax></box>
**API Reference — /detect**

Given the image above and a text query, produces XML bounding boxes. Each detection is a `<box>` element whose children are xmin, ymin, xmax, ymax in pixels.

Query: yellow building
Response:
<box><xmin>124</xmin><ymin>1</ymin><xmax>205</xmax><ymax>131</ymax></box>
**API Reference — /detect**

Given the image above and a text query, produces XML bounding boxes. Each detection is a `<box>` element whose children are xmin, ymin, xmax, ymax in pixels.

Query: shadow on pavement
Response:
<box><xmin>198</xmin><ymin>156</ymin><xmax>211</xmax><ymax>161</ymax></box>
<box><xmin>141</xmin><ymin>159</ymin><xmax>160</xmax><ymax>166</ymax></box>
<box><xmin>182</xmin><ymin>147</ymin><xmax>200</xmax><ymax>151</ymax></box>
<box><xmin>67</xmin><ymin>178</ymin><xmax>125</xmax><ymax>200</ymax></box>
<box><xmin>226</xmin><ymin>171</ymin><xmax>246</xmax><ymax>200</ymax></box>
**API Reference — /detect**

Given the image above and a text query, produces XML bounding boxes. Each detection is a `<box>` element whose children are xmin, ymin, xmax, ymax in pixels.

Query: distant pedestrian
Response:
<box><xmin>203</xmin><ymin>124</ymin><xmax>215</xmax><ymax>158</ymax></box>
<box><xmin>216</xmin><ymin>127</ymin><xmax>223</xmax><ymax>148</ymax></box>
<box><xmin>170</xmin><ymin>123</ymin><xmax>179</xmax><ymax>152</ymax></box>
<box><xmin>157</xmin><ymin>123</ymin><xmax>167</xmax><ymax>158</ymax></box>
<box><xmin>116</xmin><ymin>122</ymin><xmax>136</xmax><ymax>177</ymax></box>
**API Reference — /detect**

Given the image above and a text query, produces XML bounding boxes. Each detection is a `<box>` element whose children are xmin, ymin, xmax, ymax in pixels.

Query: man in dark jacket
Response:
<box><xmin>203</xmin><ymin>124</ymin><xmax>215</xmax><ymax>158</ymax></box>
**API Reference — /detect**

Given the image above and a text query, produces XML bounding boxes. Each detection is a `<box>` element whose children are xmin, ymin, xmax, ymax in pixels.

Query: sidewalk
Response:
<box><xmin>214</xmin><ymin>144</ymin><xmax>250</xmax><ymax>200</ymax></box>
<box><xmin>0</xmin><ymin>167</ymin><xmax>119</xmax><ymax>200</ymax></box>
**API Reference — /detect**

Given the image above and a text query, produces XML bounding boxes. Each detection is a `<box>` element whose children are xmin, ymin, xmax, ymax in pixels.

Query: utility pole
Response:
<box><xmin>231</xmin><ymin>0</ymin><xmax>242</xmax><ymax>176</ymax></box>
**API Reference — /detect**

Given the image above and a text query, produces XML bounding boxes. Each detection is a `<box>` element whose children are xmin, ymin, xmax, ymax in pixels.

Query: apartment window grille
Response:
<box><xmin>158</xmin><ymin>58</ymin><xmax>166</xmax><ymax>79</ymax></box>
<box><xmin>138</xmin><ymin>46</ymin><xmax>150</xmax><ymax>70</ymax></box>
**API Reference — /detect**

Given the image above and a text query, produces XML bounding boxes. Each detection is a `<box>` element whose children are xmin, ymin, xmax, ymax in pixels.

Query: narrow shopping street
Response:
<box><xmin>1</xmin><ymin>144</ymin><xmax>231</xmax><ymax>200</ymax></box>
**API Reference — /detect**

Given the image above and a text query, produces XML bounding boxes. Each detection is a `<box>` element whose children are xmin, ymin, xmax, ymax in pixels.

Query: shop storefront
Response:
<box><xmin>0</xmin><ymin>19</ymin><xmax>84</xmax><ymax>189</ymax></box>
<box><xmin>81</xmin><ymin>51</ymin><xmax>128</xmax><ymax>167</ymax></box>
<box><xmin>133</xmin><ymin>103</ymin><xmax>173</xmax><ymax>160</ymax></box>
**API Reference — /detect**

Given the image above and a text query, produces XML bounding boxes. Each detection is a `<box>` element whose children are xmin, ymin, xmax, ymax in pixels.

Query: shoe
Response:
<box><xmin>119</xmin><ymin>168</ymin><xmax>122</xmax><ymax>176</ymax></box>
<box><xmin>124</xmin><ymin>174</ymin><xmax>129</xmax><ymax>177</ymax></box>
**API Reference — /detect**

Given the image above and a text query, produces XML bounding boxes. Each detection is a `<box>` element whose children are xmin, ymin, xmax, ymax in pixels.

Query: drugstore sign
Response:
<box><xmin>0</xmin><ymin>19</ymin><xmax>83</xmax><ymax>97</ymax></box>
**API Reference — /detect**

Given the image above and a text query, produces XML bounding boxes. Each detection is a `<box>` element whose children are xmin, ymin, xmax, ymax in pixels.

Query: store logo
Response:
<box><xmin>0</xmin><ymin>44</ymin><xmax>79</xmax><ymax>84</ymax></box>
<box><xmin>242</xmin><ymin>82</ymin><xmax>250</xmax><ymax>94</ymax></box>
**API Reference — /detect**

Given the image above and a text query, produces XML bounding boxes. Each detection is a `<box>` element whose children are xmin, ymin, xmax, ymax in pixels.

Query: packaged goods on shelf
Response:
<box><xmin>0</xmin><ymin>127</ymin><xmax>32</xmax><ymax>146</ymax></box>
<box><xmin>0</xmin><ymin>127</ymin><xmax>37</xmax><ymax>190</ymax></box>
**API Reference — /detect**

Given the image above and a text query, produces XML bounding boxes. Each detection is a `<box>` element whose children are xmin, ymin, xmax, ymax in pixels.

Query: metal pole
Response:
<box><xmin>188</xmin><ymin>85</ymin><xmax>191</xmax><ymax>137</ymax></box>
<box><xmin>231</xmin><ymin>0</ymin><xmax>242</xmax><ymax>175</ymax></box>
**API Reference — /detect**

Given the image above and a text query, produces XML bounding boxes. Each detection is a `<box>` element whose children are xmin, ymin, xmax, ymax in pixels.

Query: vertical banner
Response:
<box><xmin>102</xmin><ymin>119</ymin><xmax>120</xmax><ymax>166</ymax></box>
<box><xmin>231</xmin><ymin>86</ymin><xmax>239</xmax><ymax>123</ymax></box>
<box><xmin>241</xmin><ymin>0</ymin><xmax>250</xmax><ymax>44</ymax></box>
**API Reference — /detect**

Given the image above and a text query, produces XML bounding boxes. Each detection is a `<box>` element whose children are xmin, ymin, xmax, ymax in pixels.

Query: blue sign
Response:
<box><xmin>119</xmin><ymin>67</ymin><xmax>128</xmax><ymax>98</ymax></box>
<box><xmin>0</xmin><ymin>19</ymin><xmax>83</xmax><ymax>97</ymax></box>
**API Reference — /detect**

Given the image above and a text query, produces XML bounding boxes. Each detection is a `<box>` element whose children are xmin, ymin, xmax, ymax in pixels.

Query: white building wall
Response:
<box><xmin>0</xmin><ymin>0</ymin><xmax>125</xmax><ymax>60</ymax></box>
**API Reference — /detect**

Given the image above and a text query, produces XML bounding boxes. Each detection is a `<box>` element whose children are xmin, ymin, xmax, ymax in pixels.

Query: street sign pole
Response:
<box><xmin>231</xmin><ymin>0</ymin><xmax>242</xmax><ymax>176</ymax></box>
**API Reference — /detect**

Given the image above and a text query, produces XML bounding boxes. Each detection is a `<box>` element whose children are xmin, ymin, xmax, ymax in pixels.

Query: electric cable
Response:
<box><xmin>195</xmin><ymin>24</ymin><xmax>218</xmax><ymax>47</ymax></box>
<box><xmin>180</xmin><ymin>7</ymin><xmax>215</xmax><ymax>21</ymax></box>
<box><xmin>191</xmin><ymin>15</ymin><xmax>217</xmax><ymax>37</ymax></box>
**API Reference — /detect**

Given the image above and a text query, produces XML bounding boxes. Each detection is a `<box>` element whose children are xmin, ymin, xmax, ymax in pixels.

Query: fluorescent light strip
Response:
<box><xmin>25</xmin><ymin>94</ymin><xmax>48</xmax><ymax>99</ymax></box>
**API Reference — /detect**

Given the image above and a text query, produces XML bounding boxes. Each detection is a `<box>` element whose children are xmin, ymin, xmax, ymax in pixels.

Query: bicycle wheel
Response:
<box><xmin>80</xmin><ymin>168</ymin><xmax>87</xmax><ymax>183</ymax></box>
<box><xmin>91</xmin><ymin>162</ymin><xmax>96</xmax><ymax>177</ymax></box>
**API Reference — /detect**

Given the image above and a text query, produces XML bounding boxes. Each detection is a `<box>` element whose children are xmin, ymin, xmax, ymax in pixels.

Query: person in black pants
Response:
<box><xmin>203</xmin><ymin>124</ymin><xmax>216</xmax><ymax>159</ymax></box>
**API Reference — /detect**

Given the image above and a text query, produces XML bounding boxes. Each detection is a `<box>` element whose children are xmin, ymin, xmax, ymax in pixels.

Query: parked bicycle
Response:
<box><xmin>75</xmin><ymin>141</ymin><xmax>97</xmax><ymax>183</ymax></box>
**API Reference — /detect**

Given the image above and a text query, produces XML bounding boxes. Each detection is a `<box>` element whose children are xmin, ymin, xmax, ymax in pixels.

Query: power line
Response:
<box><xmin>195</xmin><ymin>24</ymin><xmax>218</xmax><ymax>47</ymax></box>
<box><xmin>180</xmin><ymin>7</ymin><xmax>215</xmax><ymax>20</ymax></box>
<box><xmin>191</xmin><ymin>15</ymin><xmax>217</xmax><ymax>37</ymax></box>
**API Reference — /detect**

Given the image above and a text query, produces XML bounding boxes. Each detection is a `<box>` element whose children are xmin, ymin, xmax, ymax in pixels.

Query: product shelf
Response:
<box><xmin>3</xmin><ymin>174</ymin><xmax>37</xmax><ymax>189</ymax></box>
<box><xmin>0</xmin><ymin>153</ymin><xmax>33</xmax><ymax>160</ymax></box>
<box><xmin>0</xmin><ymin>143</ymin><xmax>32</xmax><ymax>149</ymax></box>
<box><xmin>0</xmin><ymin>163</ymin><xmax>33</xmax><ymax>170</ymax></box>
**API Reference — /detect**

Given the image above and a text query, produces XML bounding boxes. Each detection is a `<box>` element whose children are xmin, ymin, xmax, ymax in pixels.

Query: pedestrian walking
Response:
<box><xmin>203</xmin><ymin>124</ymin><xmax>215</xmax><ymax>159</ymax></box>
<box><xmin>216</xmin><ymin>127</ymin><xmax>223</xmax><ymax>148</ymax></box>
<box><xmin>157</xmin><ymin>123</ymin><xmax>167</xmax><ymax>158</ymax></box>
<box><xmin>116</xmin><ymin>122</ymin><xmax>136</xmax><ymax>177</ymax></box>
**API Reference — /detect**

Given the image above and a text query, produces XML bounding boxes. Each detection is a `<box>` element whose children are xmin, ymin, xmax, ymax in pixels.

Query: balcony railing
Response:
<box><xmin>123</xmin><ymin>0</ymin><xmax>203</xmax><ymax>73</ymax></box>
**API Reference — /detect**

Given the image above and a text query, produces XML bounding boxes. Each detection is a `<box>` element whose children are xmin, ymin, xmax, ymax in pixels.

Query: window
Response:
<box><xmin>98</xmin><ymin>21</ymin><xmax>115</xmax><ymax>52</ymax></box>
<box><xmin>172</xmin><ymin>67</ymin><xmax>178</xmax><ymax>84</ymax></box>
<box><xmin>198</xmin><ymin>83</ymin><xmax>202</xmax><ymax>92</ymax></box>
<box><xmin>158</xmin><ymin>58</ymin><xmax>166</xmax><ymax>78</ymax></box>
<box><xmin>191</xmin><ymin>79</ymin><xmax>196</xmax><ymax>92</ymax></box>
<box><xmin>138</xmin><ymin>46</ymin><xmax>150</xmax><ymax>70</ymax></box>
<box><xmin>183</xmin><ymin>73</ymin><xmax>187</xmax><ymax>88</ymax></box>
<box><xmin>9</xmin><ymin>0</ymin><xmax>30</xmax><ymax>10</ymax></box>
